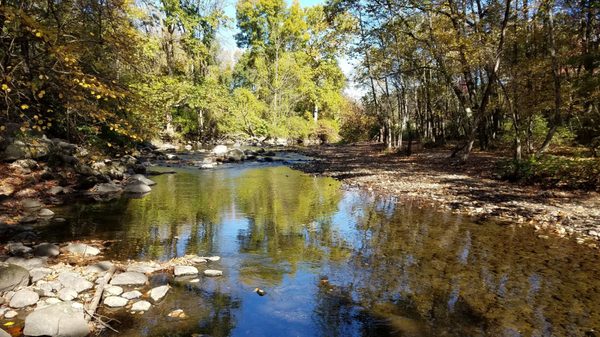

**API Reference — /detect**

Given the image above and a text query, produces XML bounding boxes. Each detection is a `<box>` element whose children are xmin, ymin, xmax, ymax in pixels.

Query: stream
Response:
<box><xmin>33</xmin><ymin>159</ymin><xmax>600</xmax><ymax>337</ymax></box>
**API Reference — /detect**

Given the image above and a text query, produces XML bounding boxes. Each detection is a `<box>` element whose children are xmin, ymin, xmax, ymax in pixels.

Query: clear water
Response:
<box><xmin>38</xmin><ymin>164</ymin><xmax>600</xmax><ymax>337</ymax></box>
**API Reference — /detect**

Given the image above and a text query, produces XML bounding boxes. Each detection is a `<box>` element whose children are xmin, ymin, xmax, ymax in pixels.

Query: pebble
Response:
<box><xmin>4</xmin><ymin>310</ymin><xmax>18</xmax><ymax>319</ymax></box>
<box><xmin>131</xmin><ymin>300</ymin><xmax>151</xmax><ymax>312</ymax></box>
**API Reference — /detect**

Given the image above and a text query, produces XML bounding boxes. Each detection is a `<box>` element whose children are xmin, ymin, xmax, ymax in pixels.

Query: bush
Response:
<box><xmin>498</xmin><ymin>155</ymin><xmax>600</xmax><ymax>191</ymax></box>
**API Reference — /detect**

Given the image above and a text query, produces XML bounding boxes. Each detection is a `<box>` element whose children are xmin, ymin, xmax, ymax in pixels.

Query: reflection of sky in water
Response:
<box><xmin>43</xmin><ymin>165</ymin><xmax>600</xmax><ymax>337</ymax></box>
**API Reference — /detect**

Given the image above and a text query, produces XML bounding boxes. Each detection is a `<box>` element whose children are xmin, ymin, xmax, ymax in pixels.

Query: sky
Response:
<box><xmin>216</xmin><ymin>0</ymin><xmax>365</xmax><ymax>99</ymax></box>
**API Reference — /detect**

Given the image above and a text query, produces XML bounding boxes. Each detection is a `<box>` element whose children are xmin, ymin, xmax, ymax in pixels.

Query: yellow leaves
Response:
<box><xmin>107</xmin><ymin>142</ymin><xmax>112</xmax><ymax>147</ymax></box>
<box><xmin>37</xmin><ymin>90</ymin><xmax>45</xmax><ymax>98</ymax></box>
<box><xmin>3</xmin><ymin>322</ymin><xmax>14</xmax><ymax>327</ymax></box>
<box><xmin>20</xmin><ymin>104</ymin><xmax>30</xmax><ymax>110</ymax></box>
<box><xmin>1</xmin><ymin>84</ymin><xmax>10</xmax><ymax>92</ymax></box>
<box><xmin>0</xmin><ymin>125</ymin><xmax>5</xmax><ymax>131</ymax></box>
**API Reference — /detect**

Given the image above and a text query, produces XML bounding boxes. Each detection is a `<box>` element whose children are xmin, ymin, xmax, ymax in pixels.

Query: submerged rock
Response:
<box><xmin>110</xmin><ymin>272</ymin><xmax>148</xmax><ymax>286</ymax></box>
<box><xmin>149</xmin><ymin>285</ymin><xmax>169</xmax><ymax>302</ymax></box>
<box><xmin>203</xmin><ymin>269</ymin><xmax>223</xmax><ymax>277</ymax></box>
<box><xmin>131</xmin><ymin>300</ymin><xmax>151</xmax><ymax>312</ymax></box>
<box><xmin>126</xmin><ymin>261</ymin><xmax>162</xmax><ymax>274</ymax></box>
<box><xmin>24</xmin><ymin>302</ymin><xmax>90</xmax><ymax>337</ymax></box>
<box><xmin>10</xmin><ymin>289</ymin><xmax>39</xmax><ymax>308</ymax></box>
<box><xmin>65</xmin><ymin>243</ymin><xmax>100</xmax><ymax>256</ymax></box>
<box><xmin>103</xmin><ymin>296</ymin><xmax>128</xmax><ymax>308</ymax></box>
<box><xmin>38</xmin><ymin>208</ymin><xmax>55</xmax><ymax>217</ymax></box>
<box><xmin>174</xmin><ymin>266</ymin><xmax>198</xmax><ymax>276</ymax></box>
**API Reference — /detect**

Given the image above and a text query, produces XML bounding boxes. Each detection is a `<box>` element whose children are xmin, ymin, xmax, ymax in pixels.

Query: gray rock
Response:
<box><xmin>58</xmin><ymin>288</ymin><xmax>78</xmax><ymax>301</ymax></box>
<box><xmin>204</xmin><ymin>256</ymin><xmax>221</xmax><ymax>262</ymax></box>
<box><xmin>203</xmin><ymin>269</ymin><xmax>223</xmax><ymax>277</ymax></box>
<box><xmin>124</xmin><ymin>182</ymin><xmax>151</xmax><ymax>194</ymax></box>
<box><xmin>128</xmin><ymin>174</ymin><xmax>156</xmax><ymax>186</ymax></box>
<box><xmin>92</xmin><ymin>182</ymin><xmax>122</xmax><ymax>195</ymax></box>
<box><xmin>10</xmin><ymin>289</ymin><xmax>39</xmax><ymax>308</ymax></box>
<box><xmin>149</xmin><ymin>285</ymin><xmax>169</xmax><ymax>302</ymax></box>
<box><xmin>7</xmin><ymin>242</ymin><xmax>32</xmax><ymax>255</ymax></box>
<box><xmin>33</xmin><ymin>243</ymin><xmax>60</xmax><ymax>257</ymax></box>
<box><xmin>22</xmin><ymin>198</ymin><xmax>42</xmax><ymax>210</ymax></box>
<box><xmin>85</xmin><ymin>261</ymin><xmax>114</xmax><ymax>274</ymax></box>
<box><xmin>227</xmin><ymin>149</ymin><xmax>245</xmax><ymax>162</ymax></box>
<box><xmin>212</xmin><ymin>145</ymin><xmax>228</xmax><ymax>155</ymax></box>
<box><xmin>0</xmin><ymin>329</ymin><xmax>10</xmax><ymax>337</ymax></box>
<box><xmin>4</xmin><ymin>310</ymin><xmax>18</xmax><ymax>319</ymax></box>
<box><xmin>103</xmin><ymin>296</ymin><xmax>128</xmax><ymax>308</ymax></box>
<box><xmin>174</xmin><ymin>266</ymin><xmax>198</xmax><ymax>276</ymax></box>
<box><xmin>0</xmin><ymin>264</ymin><xmax>29</xmax><ymax>292</ymax></box>
<box><xmin>45</xmin><ymin>297</ymin><xmax>62</xmax><ymax>305</ymax></box>
<box><xmin>35</xmin><ymin>281</ymin><xmax>54</xmax><ymax>296</ymax></box>
<box><xmin>2</xmin><ymin>140</ymin><xmax>49</xmax><ymax>161</ymax></box>
<box><xmin>126</xmin><ymin>261</ymin><xmax>162</xmax><ymax>274</ymax></box>
<box><xmin>38</xmin><ymin>208</ymin><xmax>55</xmax><ymax>217</ymax></box>
<box><xmin>121</xmin><ymin>290</ymin><xmax>142</xmax><ymax>300</ymax></box>
<box><xmin>65</xmin><ymin>243</ymin><xmax>100</xmax><ymax>256</ymax></box>
<box><xmin>57</xmin><ymin>272</ymin><xmax>93</xmax><ymax>293</ymax></box>
<box><xmin>24</xmin><ymin>302</ymin><xmax>89</xmax><ymax>337</ymax></box>
<box><xmin>29</xmin><ymin>267</ymin><xmax>52</xmax><ymax>282</ymax></box>
<box><xmin>131</xmin><ymin>300</ymin><xmax>151</xmax><ymax>312</ymax></box>
<box><xmin>110</xmin><ymin>272</ymin><xmax>148</xmax><ymax>286</ymax></box>
<box><xmin>47</xmin><ymin>186</ymin><xmax>64</xmax><ymax>196</ymax></box>
<box><xmin>105</xmin><ymin>285</ymin><xmax>123</xmax><ymax>296</ymax></box>
<box><xmin>5</xmin><ymin>257</ymin><xmax>46</xmax><ymax>270</ymax></box>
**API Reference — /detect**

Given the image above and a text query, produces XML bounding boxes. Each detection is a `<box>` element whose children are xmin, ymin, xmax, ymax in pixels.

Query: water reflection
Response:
<box><xmin>46</xmin><ymin>165</ymin><xmax>600</xmax><ymax>337</ymax></box>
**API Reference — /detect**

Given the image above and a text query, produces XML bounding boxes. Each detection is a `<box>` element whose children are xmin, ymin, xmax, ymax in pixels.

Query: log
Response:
<box><xmin>85</xmin><ymin>265</ymin><xmax>117</xmax><ymax>321</ymax></box>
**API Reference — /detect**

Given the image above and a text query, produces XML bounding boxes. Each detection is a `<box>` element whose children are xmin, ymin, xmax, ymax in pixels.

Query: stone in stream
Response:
<box><xmin>124</xmin><ymin>182</ymin><xmax>151</xmax><ymax>194</ymax></box>
<box><xmin>131</xmin><ymin>300</ymin><xmax>151</xmax><ymax>312</ymax></box>
<box><xmin>167</xmin><ymin>309</ymin><xmax>187</xmax><ymax>318</ymax></box>
<box><xmin>127</xmin><ymin>261</ymin><xmax>162</xmax><ymax>274</ymax></box>
<box><xmin>4</xmin><ymin>310</ymin><xmax>18</xmax><ymax>319</ymax></box>
<box><xmin>5</xmin><ymin>257</ymin><xmax>45</xmax><ymax>271</ymax></box>
<box><xmin>38</xmin><ymin>208</ymin><xmax>54</xmax><ymax>217</ymax></box>
<box><xmin>104</xmin><ymin>296</ymin><xmax>128</xmax><ymax>308</ymax></box>
<box><xmin>203</xmin><ymin>270</ymin><xmax>223</xmax><ymax>277</ymax></box>
<box><xmin>148</xmin><ymin>285</ymin><xmax>169</xmax><ymax>302</ymax></box>
<box><xmin>35</xmin><ymin>281</ymin><xmax>55</xmax><ymax>297</ymax></box>
<box><xmin>47</xmin><ymin>186</ymin><xmax>64</xmax><ymax>196</ymax></box>
<box><xmin>105</xmin><ymin>285</ymin><xmax>123</xmax><ymax>296</ymax></box>
<box><xmin>33</xmin><ymin>243</ymin><xmax>60</xmax><ymax>257</ymax></box>
<box><xmin>24</xmin><ymin>302</ymin><xmax>90</xmax><ymax>337</ymax></box>
<box><xmin>121</xmin><ymin>290</ymin><xmax>142</xmax><ymax>300</ymax></box>
<box><xmin>1</xmin><ymin>265</ymin><xmax>31</xmax><ymax>289</ymax></box>
<box><xmin>212</xmin><ymin>145</ymin><xmax>228</xmax><ymax>156</ymax></box>
<box><xmin>110</xmin><ymin>272</ymin><xmax>148</xmax><ymax>286</ymax></box>
<box><xmin>58</xmin><ymin>288</ymin><xmax>78</xmax><ymax>301</ymax></box>
<box><xmin>85</xmin><ymin>261</ymin><xmax>114</xmax><ymax>274</ymax></box>
<box><xmin>174</xmin><ymin>266</ymin><xmax>198</xmax><ymax>276</ymax></box>
<box><xmin>22</xmin><ymin>198</ymin><xmax>42</xmax><ymax>210</ymax></box>
<box><xmin>201</xmin><ymin>256</ymin><xmax>221</xmax><ymax>262</ymax></box>
<box><xmin>9</xmin><ymin>289</ymin><xmax>39</xmax><ymax>308</ymax></box>
<box><xmin>57</xmin><ymin>272</ymin><xmax>93</xmax><ymax>293</ymax></box>
<box><xmin>65</xmin><ymin>243</ymin><xmax>100</xmax><ymax>256</ymax></box>
<box><xmin>128</xmin><ymin>174</ymin><xmax>156</xmax><ymax>186</ymax></box>
<box><xmin>7</xmin><ymin>242</ymin><xmax>32</xmax><ymax>255</ymax></box>
<box><xmin>92</xmin><ymin>182</ymin><xmax>122</xmax><ymax>194</ymax></box>
<box><xmin>0</xmin><ymin>329</ymin><xmax>10</xmax><ymax>337</ymax></box>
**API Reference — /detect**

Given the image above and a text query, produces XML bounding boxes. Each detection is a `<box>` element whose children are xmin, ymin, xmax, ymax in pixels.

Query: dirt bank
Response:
<box><xmin>293</xmin><ymin>143</ymin><xmax>600</xmax><ymax>246</ymax></box>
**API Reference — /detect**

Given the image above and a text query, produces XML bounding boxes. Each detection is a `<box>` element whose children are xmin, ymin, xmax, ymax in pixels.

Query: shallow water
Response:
<box><xmin>42</xmin><ymin>164</ymin><xmax>600</xmax><ymax>337</ymax></box>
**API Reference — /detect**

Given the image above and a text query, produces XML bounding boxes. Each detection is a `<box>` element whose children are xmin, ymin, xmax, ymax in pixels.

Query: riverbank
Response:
<box><xmin>293</xmin><ymin>143</ymin><xmax>600</xmax><ymax>246</ymax></box>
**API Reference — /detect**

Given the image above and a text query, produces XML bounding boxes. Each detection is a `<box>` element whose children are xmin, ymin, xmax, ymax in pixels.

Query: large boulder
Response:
<box><xmin>2</xmin><ymin>139</ymin><xmax>50</xmax><ymax>162</ymax></box>
<box><xmin>23</xmin><ymin>302</ymin><xmax>90</xmax><ymax>337</ymax></box>
<box><xmin>0</xmin><ymin>264</ymin><xmax>30</xmax><ymax>292</ymax></box>
<box><xmin>212</xmin><ymin>145</ymin><xmax>228</xmax><ymax>156</ymax></box>
<box><xmin>227</xmin><ymin>149</ymin><xmax>245</xmax><ymax>162</ymax></box>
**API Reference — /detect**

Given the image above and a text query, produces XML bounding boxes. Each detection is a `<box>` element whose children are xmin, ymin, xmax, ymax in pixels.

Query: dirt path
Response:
<box><xmin>293</xmin><ymin>143</ymin><xmax>600</xmax><ymax>245</ymax></box>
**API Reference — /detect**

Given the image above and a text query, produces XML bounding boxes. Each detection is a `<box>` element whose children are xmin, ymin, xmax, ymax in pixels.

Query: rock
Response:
<box><xmin>203</xmin><ymin>270</ymin><xmax>223</xmax><ymax>277</ymax></box>
<box><xmin>166</xmin><ymin>153</ymin><xmax>178</xmax><ymax>160</ymax></box>
<box><xmin>47</xmin><ymin>186</ymin><xmax>64</xmax><ymax>196</ymax></box>
<box><xmin>0</xmin><ymin>264</ymin><xmax>30</xmax><ymax>292</ymax></box>
<box><xmin>33</xmin><ymin>243</ymin><xmax>60</xmax><ymax>257</ymax></box>
<box><xmin>188</xmin><ymin>279</ymin><xmax>200</xmax><ymax>283</ymax></box>
<box><xmin>10</xmin><ymin>289</ymin><xmax>39</xmax><ymax>308</ymax></box>
<box><xmin>58</xmin><ymin>288</ymin><xmax>78</xmax><ymax>301</ymax></box>
<box><xmin>65</xmin><ymin>243</ymin><xmax>100</xmax><ymax>256</ymax></box>
<box><xmin>126</xmin><ymin>261</ymin><xmax>162</xmax><ymax>274</ymax></box>
<box><xmin>92</xmin><ymin>182</ymin><xmax>122</xmax><ymax>195</ymax></box>
<box><xmin>199</xmin><ymin>163</ymin><xmax>216</xmax><ymax>169</ymax></box>
<box><xmin>22</xmin><ymin>198</ymin><xmax>42</xmax><ymax>210</ymax></box>
<box><xmin>23</xmin><ymin>302</ymin><xmax>90</xmax><ymax>337</ymax></box>
<box><xmin>204</xmin><ymin>256</ymin><xmax>221</xmax><ymax>262</ymax></box>
<box><xmin>19</xmin><ymin>215</ymin><xmax>38</xmax><ymax>224</ymax></box>
<box><xmin>124</xmin><ymin>182</ymin><xmax>151</xmax><ymax>194</ymax></box>
<box><xmin>85</xmin><ymin>261</ymin><xmax>114</xmax><ymax>274</ymax></box>
<box><xmin>185</xmin><ymin>255</ymin><xmax>207</xmax><ymax>264</ymax></box>
<box><xmin>57</xmin><ymin>272</ymin><xmax>93</xmax><ymax>293</ymax></box>
<box><xmin>2</xmin><ymin>139</ymin><xmax>49</xmax><ymax>161</ymax></box>
<box><xmin>4</xmin><ymin>310</ymin><xmax>18</xmax><ymax>319</ymax></box>
<box><xmin>110</xmin><ymin>272</ymin><xmax>148</xmax><ymax>286</ymax></box>
<box><xmin>7</xmin><ymin>242</ymin><xmax>32</xmax><ymax>255</ymax></box>
<box><xmin>38</xmin><ymin>208</ymin><xmax>54</xmax><ymax>217</ymax></box>
<box><xmin>128</xmin><ymin>174</ymin><xmax>156</xmax><ymax>186</ymax></box>
<box><xmin>103</xmin><ymin>296</ymin><xmax>128</xmax><ymax>308</ymax></box>
<box><xmin>45</xmin><ymin>297</ymin><xmax>62</xmax><ymax>305</ymax></box>
<box><xmin>105</xmin><ymin>286</ymin><xmax>123</xmax><ymax>296</ymax></box>
<box><xmin>167</xmin><ymin>309</ymin><xmax>187</xmax><ymax>318</ymax></box>
<box><xmin>174</xmin><ymin>266</ymin><xmax>198</xmax><ymax>277</ymax></box>
<box><xmin>10</xmin><ymin>159</ymin><xmax>38</xmax><ymax>170</ymax></box>
<box><xmin>29</xmin><ymin>267</ymin><xmax>52</xmax><ymax>282</ymax></box>
<box><xmin>35</xmin><ymin>281</ymin><xmax>54</xmax><ymax>297</ymax></box>
<box><xmin>121</xmin><ymin>290</ymin><xmax>142</xmax><ymax>300</ymax></box>
<box><xmin>5</xmin><ymin>257</ymin><xmax>46</xmax><ymax>270</ymax></box>
<box><xmin>184</xmin><ymin>144</ymin><xmax>193</xmax><ymax>151</ymax></box>
<box><xmin>212</xmin><ymin>145</ymin><xmax>228</xmax><ymax>156</ymax></box>
<box><xmin>131</xmin><ymin>300</ymin><xmax>151</xmax><ymax>312</ymax></box>
<box><xmin>0</xmin><ymin>329</ymin><xmax>9</xmax><ymax>337</ymax></box>
<box><xmin>149</xmin><ymin>285</ymin><xmax>169</xmax><ymax>302</ymax></box>
<box><xmin>227</xmin><ymin>149</ymin><xmax>245</xmax><ymax>162</ymax></box>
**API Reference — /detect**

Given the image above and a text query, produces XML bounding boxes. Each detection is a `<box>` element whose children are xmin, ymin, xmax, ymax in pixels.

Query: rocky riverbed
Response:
<box><xmin>0</xmin><ymin>239</ymin><xmax>222</xmax><ymax>336</ymax></box>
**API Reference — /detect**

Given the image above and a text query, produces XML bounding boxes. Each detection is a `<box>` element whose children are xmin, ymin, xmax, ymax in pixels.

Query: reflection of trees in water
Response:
<box><xmin>340</xmin><ymin>196</ymin><xmax>600</xmax><ymax>336</ymax></box>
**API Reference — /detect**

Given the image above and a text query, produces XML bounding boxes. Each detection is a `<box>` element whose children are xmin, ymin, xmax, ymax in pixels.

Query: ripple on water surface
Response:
<box><xmin>38</xmin><ymin>165</ymin><xmax>600</xmax><ymax>337</ymax></box>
